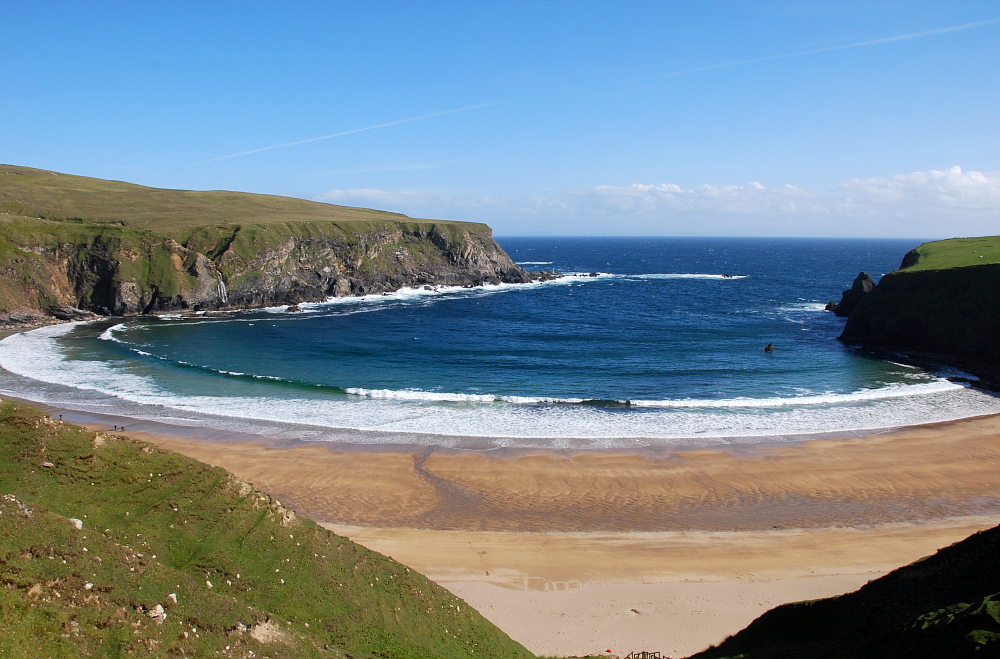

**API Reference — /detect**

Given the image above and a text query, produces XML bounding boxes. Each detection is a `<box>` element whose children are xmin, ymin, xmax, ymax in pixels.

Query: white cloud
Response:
<box><xmin>316</xmin><ymin>166</ymin><xmax>1000</xmax><ymax>237</ymax></box>
<box><xmin>837</xmin><ymin>166</ymin><xmax>1000</xmax><ymax>212</ymax></box>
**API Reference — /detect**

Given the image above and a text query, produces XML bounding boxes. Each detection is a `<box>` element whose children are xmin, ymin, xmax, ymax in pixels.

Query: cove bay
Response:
<box><xmin>3</xmin><ymin>237</ymin><xmax>997</xmax><ymax>448</ymax></box>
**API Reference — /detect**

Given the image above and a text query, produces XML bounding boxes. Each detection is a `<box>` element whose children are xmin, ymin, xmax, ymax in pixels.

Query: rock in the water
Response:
<box><xmin>49</xmin><ymin>306</ymin><xmax>93</xmax><ymax>321</ymax></box>
<box><xmin>829</xmin><ymin>272</ymin><xmax>875</xmax><ymax>317</ymax></box>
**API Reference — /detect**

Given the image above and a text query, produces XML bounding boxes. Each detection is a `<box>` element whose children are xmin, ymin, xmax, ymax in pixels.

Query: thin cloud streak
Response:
<box><xmin>629</xmin><ymin>17</ymin><xmax>1000</xmax><ymax>83</ymax></box>
<box><xmin>192</xmin><ymin>102</ymin><xmax>508</xmax><ymax>165</ymax></box>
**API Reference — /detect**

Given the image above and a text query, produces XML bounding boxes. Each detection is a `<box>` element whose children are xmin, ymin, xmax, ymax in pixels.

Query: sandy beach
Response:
<box><xmin>60</xmin><ymin>412</ymin><xmax>1000</xmax><ymax>656</ymax></box>
<box><xmin>323</xmin><ymin>518</ymin><xmax>998</xmax><ymax>657</ymax></box>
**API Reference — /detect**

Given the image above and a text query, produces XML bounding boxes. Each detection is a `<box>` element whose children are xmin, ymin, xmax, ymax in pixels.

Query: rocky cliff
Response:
<box><xmin>825</xmin><ymin>271</ymin><xmax>874</xmax><ymax>316</ymax></box>
<box><xmin>0</xmin><ymin>165</ymin><xmax>546</xmax><ymax>325</ymax></box>
<box><xmin>839</xmin><ymin>237</ymin><xmax>1000</xmax><ymax>386</ymax></box>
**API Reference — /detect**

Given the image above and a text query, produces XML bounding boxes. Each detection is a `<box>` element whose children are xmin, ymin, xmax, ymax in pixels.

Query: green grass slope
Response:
<box><xmin>688</xmin><ymin>524</ymin><xmax>1000</xmax><ymax>659</ymax></box>
<box><xmin>0</xmin><ymin>165</ymin><xmax>427</xmax><ymax>235</ymax></box>
<box><xmin>899</xmin><ymin>236</ymin><xmax>1000</xmax><ymax>272</ymax></box>
<box><xmin>0</xmin><ymin>401</ymin><xmax>533</xmax><ymax>659</ymax></box>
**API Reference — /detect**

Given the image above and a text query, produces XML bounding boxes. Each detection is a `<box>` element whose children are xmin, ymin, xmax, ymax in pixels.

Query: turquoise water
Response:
<box><xmin>2</xmin><ymin>237</ymin><xmax>998</xmax><ymax>448</ymax></box>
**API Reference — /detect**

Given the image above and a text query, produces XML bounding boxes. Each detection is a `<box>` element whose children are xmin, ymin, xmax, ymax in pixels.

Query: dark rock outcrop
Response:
<box><xmin>827</xmin><ymin>272</ymin><xmax>875</xmax><ymax>316</ymax></box>
<box><xmin>0</xmin><ymin>218</ymin><xmax>552</xmax><ymax>323</ymax></box>
<box><xmin>839</xmin><ymin>263</ymin><xmax>1000</xmax><ymax>386</ymax></box>
<box><xmin>900</xmin><ymin>248</ymin><xmax>921</xmax><ymax>269</ymax></box>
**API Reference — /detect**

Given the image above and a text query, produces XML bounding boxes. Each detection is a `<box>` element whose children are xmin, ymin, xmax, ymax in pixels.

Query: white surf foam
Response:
<box><xmin>345</xmin><ymin>387</ymin><xmax>498</xmax><ymax>402</ymax></box>
<box><xmin>348</xmin><ymin>379</ymin><xmax>962</xmax><ymax>408</ymax></box>
<box><xmin>625</xmin><ymin>273</ymin><xmax>748</xmax><ymax>280</ymax></box>
<box><xmin>780</xmin><ymin>302</ymin><xmax>829</xmax><ymax>312</ymax></box>
<box><xmin>3</xmin><ymin>323</ymin><xmax>1000</xmax><ymax>447</ymax></box>
<box><xmin>98</xmin><ymin>323</ymin><xmax>127</xmax><ymax>342</ymax></box>
<box><xmin>285</xmin><ymin>272</ymin><xmax>748</xmax><ymax>312</ymax></box>
<box><xmin>114</xmin><ymin>272</ymin><xmax>745</xmax><ymax>332</ymax></box>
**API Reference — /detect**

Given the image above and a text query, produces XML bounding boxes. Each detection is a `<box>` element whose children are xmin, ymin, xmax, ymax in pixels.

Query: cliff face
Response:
<box><xmin>839</xmin><ymin>238</ymin><xmax>1000</xmax><ymax>384</ymax></box>
<box><xmin>0</xmin><ymin>166</ymin><xmax>539</xmax><ymax>324</ymax></box>
<box><xmin>826</xmin><ymin>271</ymin><xmax>874</xmax><ymax>316</ymax></box>
<box><xmin>0</xmin><ymin>217</ymin><xmax>534</xmax><ymax>320</ymax></box>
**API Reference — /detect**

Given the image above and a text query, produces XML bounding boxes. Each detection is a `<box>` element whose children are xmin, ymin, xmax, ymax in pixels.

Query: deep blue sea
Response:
<box><xmin>3</xmin><ymin>237</ymin><xmax>998</xmax><ymax>448</ymax></box>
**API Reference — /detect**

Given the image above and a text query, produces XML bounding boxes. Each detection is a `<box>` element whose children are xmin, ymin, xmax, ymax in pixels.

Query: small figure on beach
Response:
<box><xmin>764</xmin><ymin>343</ymin><xmax>774</xmax><ymax>352</ymax></box>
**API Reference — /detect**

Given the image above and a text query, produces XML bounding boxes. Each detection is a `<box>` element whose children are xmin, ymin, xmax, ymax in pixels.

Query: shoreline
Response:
<box><xmin>4</xmin><ymin>317</ymin><xmax>1000</xmax><ymax>451</ymax></box>
<box><xmin>2</xmin><ymin>364</ymin><xmax>994</xmax><ymax>457</ymax></box>
<box><xmin>4</xmin><ymin>385</ymin><xmax>1000</xmax><ymax>531</ymax></box>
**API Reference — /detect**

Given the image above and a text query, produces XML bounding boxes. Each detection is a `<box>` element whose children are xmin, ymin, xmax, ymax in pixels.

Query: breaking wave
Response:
<box><xmin>2</xmin><ymin>321</ymin><xmax>1000</xmax><ymax>448</ymax></box>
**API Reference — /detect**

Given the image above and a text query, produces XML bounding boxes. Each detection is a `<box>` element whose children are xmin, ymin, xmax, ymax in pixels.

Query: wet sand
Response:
<box><xmin>38</xmin><ymin>412</ymin><xmax>1000</xmax><ymax>655</ymax></box>
<box><xmin>113</xmin><ymin>414</ymin><xmax>1000</xmax><ymax>533</ymax></box>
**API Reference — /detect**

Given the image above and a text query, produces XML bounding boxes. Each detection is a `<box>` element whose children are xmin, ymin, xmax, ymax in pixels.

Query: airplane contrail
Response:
<box><xmin>193</xmin><ymin>101</ymin><xmax>507</xmax><ymax>165</ymax></box>
<box><xmin>629</xmin><ymin>17</ymin><xmax>1000</xmax><ymax>83</ymax></box>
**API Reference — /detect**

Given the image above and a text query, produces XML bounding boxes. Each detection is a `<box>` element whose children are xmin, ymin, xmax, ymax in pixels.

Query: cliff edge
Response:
<box><xmin>839</xmin><ymin>236</ymin><xmax>1000</xmax><ymax>386</ymax></box>
<box><xmin>0</xmin><ymin>165</ymin><xmax>543</xmax><ymax>325</ymax></box>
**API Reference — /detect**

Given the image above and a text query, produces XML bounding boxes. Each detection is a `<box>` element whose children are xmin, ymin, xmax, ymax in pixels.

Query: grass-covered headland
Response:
<box><xmin>840</xmin><ymin>235</ymin><xmax>1000</xmax><ymax>386</ymax></box>
<box><xmin>0</xmin><ymin>165</ymin><xmax>536</xmax><ymax>324</ymax></box>
<box><xmin>897</xmin><ymin>236</ymin><xmax>1000</xmax><ymax>272</ymax></box>
<box><xmin>0</xmin><ymin>400</ymin><xmax>533</xmax><ymax>659</ymax></box>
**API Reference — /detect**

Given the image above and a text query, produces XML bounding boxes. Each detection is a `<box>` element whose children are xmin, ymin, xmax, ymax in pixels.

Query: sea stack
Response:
<box><xmin>826</xmin><ymin>272</ymin><xmax>875</xmax><ymax>317</ymax></box>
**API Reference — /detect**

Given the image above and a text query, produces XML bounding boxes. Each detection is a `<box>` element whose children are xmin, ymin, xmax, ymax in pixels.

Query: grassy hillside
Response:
<box><xmin>0</xmin><ymin>165</ymin><xmax>528</xmax><ymax>319</ymax></box>
<box><xmin>0</xmin><ymin>400</ymin><xmax>533</xmax><ymax>659</ymax></box>
<box><xmin>899</xmin><ymin>236</ymin><xmax>1000</xmax><ymax>272</ymax></box>
<box><xmin>688</xmin><ymin>523</ymin><xmax>1000</xmax><ymax>659</ymax></box>
<box><xmin>0</xmin><ymin>164</ymin><xmax>426</xmax><ymax>237</ymax></box>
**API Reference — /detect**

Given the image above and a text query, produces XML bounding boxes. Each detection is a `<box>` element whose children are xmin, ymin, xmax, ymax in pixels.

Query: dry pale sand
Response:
<box><xmin>322</xmin><ymin>518</ymin><xmax>999</xmax><ymax>657</ymax></box>
<box><xmin>88</xmin><ymin>414</ymin><xmax>1000</xmax><ymax>656</ymax></box>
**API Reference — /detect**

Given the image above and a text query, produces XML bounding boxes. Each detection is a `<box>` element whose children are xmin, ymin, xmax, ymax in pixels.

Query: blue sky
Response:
<box><xmin>2</xmin><ymin>2</ymin><xmax>999</xmax><ymax>237</ymax></box>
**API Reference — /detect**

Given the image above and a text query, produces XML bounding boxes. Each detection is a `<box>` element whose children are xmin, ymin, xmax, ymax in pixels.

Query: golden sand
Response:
<box><xmin>101</xmin><ymin>414</ymin><xmax>1000</xmax><ymax>656</ymax></box>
